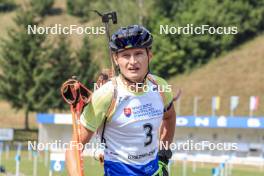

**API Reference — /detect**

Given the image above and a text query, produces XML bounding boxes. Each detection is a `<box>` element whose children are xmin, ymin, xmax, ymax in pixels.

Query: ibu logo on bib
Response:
<box><xmin>124</xmin><ymin>107</ymin><xmax>132</xmax><ymax>117</ymax></box>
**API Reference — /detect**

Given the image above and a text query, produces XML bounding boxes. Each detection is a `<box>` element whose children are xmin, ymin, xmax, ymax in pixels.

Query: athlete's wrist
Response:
<box><xmin>158</xmin><ymin>149</ymin><xmax>172</xmax><ymax>165</ymax></box>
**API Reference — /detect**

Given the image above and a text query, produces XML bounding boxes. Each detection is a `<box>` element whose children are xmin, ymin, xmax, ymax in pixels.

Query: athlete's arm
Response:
<box><xmin>65</xmin><ymin>124</ymin><xmax>94</xmax><ymax>176</ymax></box>
<box><xmin>65</xmin><ymin>82</ymin><xmax>113</xmax><ymax>175</ymax></box>
<box><xmin>159</xmin><ymin>105</ymin><xmax>176</xmax><ymax>149</ymax></box>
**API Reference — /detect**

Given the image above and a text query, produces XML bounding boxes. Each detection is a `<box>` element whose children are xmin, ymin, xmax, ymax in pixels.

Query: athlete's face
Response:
<box><xmin>114</xmin><ymin>48</ymin><xmax>152</xmax><ymax>82</ymax></box>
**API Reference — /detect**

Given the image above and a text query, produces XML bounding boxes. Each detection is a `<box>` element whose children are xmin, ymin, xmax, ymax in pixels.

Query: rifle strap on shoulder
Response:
<box><xmin>101</xmin><ymin>78</ymin><xmax>117</xmax><ymax>144</ymax></box>
<box><xmin>147</xmin><ymin>74</ymin><xmax>166</xmax><ymax>105</ymax></box>
<box><xmin>105</xmin><ymin>78</ymin><xmax>118</xmax><ymax>119</ymax></box>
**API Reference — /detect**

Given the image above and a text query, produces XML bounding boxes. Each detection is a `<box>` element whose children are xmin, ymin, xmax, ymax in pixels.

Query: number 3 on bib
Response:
<box><xmin>143</xmin><ymin>123</ymin><xmax>153</xmax><ymax>146</ymax></box>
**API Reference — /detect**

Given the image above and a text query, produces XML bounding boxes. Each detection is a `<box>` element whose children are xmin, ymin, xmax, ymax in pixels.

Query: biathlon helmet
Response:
<box><xmin>109</xmin><ymin>25</ymin><xmax>153</xmax><ymax>52</ymax></box>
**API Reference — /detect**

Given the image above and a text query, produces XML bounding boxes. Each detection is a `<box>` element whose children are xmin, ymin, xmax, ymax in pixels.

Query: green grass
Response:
<box><xmin>0</xmin><ymin>150</ymin><xmax>263</xmax><ymax>176</ymax></box>
<box><xmin>0</xmin><ymin>150</ymin><xmax>103</xmax><ymax>176</ymax></box>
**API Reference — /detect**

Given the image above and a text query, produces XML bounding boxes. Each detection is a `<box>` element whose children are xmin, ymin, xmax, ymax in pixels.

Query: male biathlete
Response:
<box><xmin>66</xmin><ymin>25</ymin><xmax>176</xmax><ymax>176</ymax></box>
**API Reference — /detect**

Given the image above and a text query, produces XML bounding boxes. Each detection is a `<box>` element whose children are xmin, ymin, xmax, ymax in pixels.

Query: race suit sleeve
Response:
<box><xmin>80</xmin><ymin>81</ymin><xmax>113</xmax><ymax>132</ymax></box>
<box><xmin>153</xmin><ymin>75</ymin><xmax>173</xmax><ymax>108</ymax></box>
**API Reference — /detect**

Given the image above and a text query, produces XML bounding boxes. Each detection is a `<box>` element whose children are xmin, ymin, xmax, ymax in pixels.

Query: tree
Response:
<box><xmin>0</xmin><ymin>0</ymin><xmax>16</xmax><ymax>12</ymax></box>
<box><xmin>147</xmin><ymin>11</ymin><xmax>186</xmax><ymax>77</ymax></box>
<box><xmin>149</xmin><ymin>0</ymin><xmax>264</xmax><ymax>78</ymax></box>
<box><xmin>0</xmin><ymin>10</ymin><xmax>51</xmax><ymax>129</ymax></box>
<box><xmin>43</xmin><ymin>36</ymin><xmax>76</xmax><ymax>110</ymax></box>
<box><xmin>66</xmin><ymin>0</ymin><xmax>92</xmax><ymax>20</ymax></box>
<box><xmin>75</xmin><ymin>37</ymin><xmax>98</xmax><ymax>90</ymax></box>
<box><xmin>0</xmin><ymin>8</ymin><xmax>99</xmax><ymax>129</ymax></box>
<box><xmin>30</xmin><ymin>0</ymin><xmax>54</xmax><ymax>16</ymax></box>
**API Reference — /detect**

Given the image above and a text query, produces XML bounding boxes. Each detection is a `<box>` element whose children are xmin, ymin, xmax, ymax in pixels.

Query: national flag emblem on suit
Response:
<box><xmin>124</xmin><ymin>107</ymin><xmax>132</xmax><ymax>117</ymax></box>
<box><xmin>212</xmin><ymin>96</ymin><xmax>220</xmax><ymax>110</ymax></box>
<box><xmin>249</xmin><ymin>96</ymin><xmax>259</xmax><ymax>111</ymax></box>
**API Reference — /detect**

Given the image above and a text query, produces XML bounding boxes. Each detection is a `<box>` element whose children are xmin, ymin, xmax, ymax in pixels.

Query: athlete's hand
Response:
<box><xmin>153</xmin><ymin>149</ymin><xmax>172</xmax><ymax>176</ymax></box>
<box><xmin>153</xmin><ymin>160</ymin><xmax>169</xmax><ymax>176</ymax></box>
